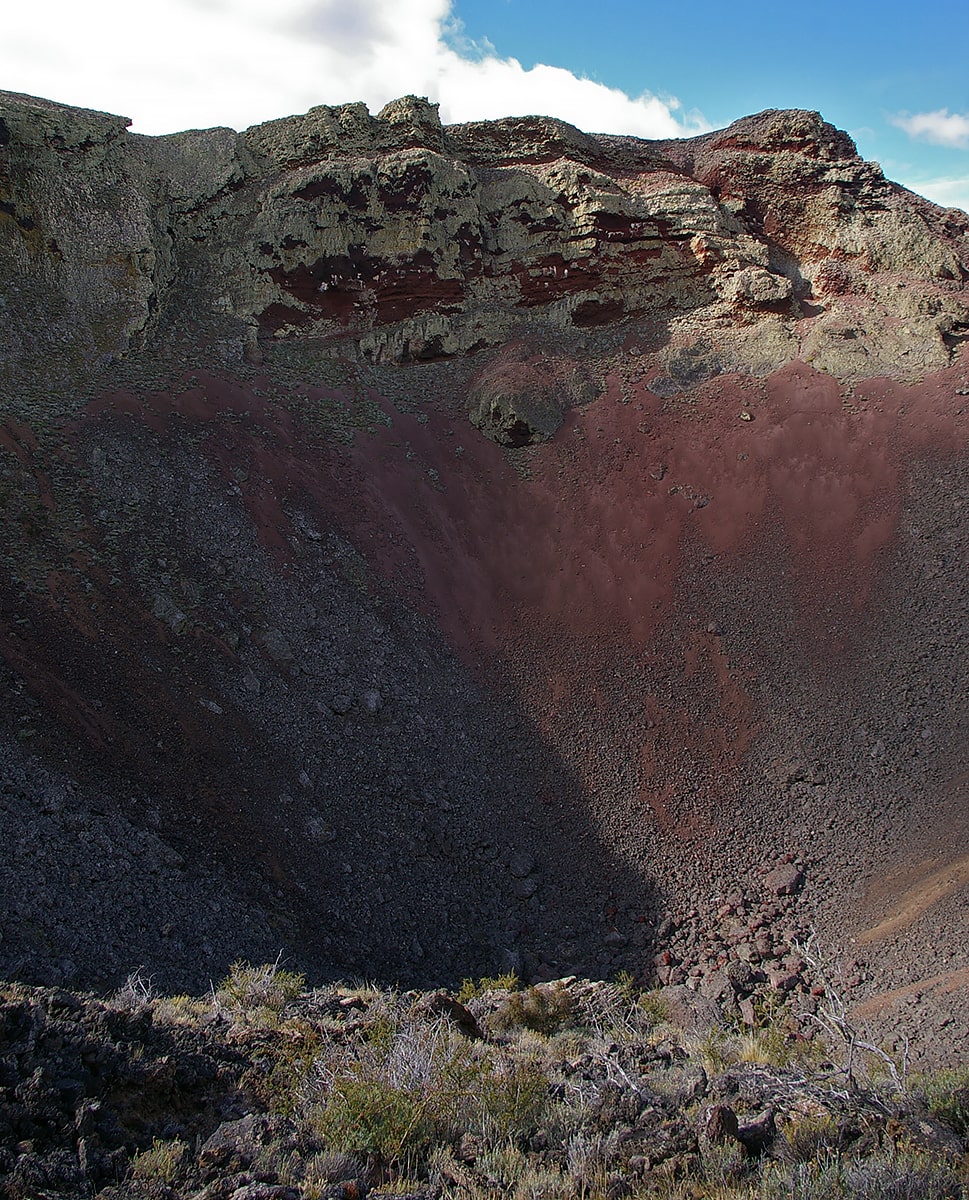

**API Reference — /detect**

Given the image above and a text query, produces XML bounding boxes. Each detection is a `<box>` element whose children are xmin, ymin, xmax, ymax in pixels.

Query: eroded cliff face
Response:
<box><xmin>1</xmin><ymin>91</ymin><xmax>969</xmax><ymax>1066</ymax></box>
<box><xmin>3</xmin><ymin>91</ymin><xmax>968</xmax><ymax>396</ymax></box>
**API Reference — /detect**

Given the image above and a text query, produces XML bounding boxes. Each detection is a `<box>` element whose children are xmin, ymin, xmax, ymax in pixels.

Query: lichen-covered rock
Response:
<box><xmin>4</xmin><ymin>90</ymin><xmax>967</xmax><ymax>395</ymax></box>
<box><xmin>468</xmin><ymin>345</ymin><xmax>600</xmax><ymax>445</ymax></box>
<box><xmin>0</xmin><ymin>91</ymin><xmax>162</xmax><ymax>382</ymax></box>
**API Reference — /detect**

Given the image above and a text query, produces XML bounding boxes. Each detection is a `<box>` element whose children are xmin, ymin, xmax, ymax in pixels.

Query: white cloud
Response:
<box><xmin>0</xmin><ymin>0</ymin><xmax>708</xmax><ymax>139</ymax></box>
<box><xmin>903</xmin><ymin>176</ymin><xmax>969</xmax><ymax>214</ymax></box>
<box><xmin>892</xmin><ymin>109</ymin><xmax>969</xmax><ymax>149</ymax></box>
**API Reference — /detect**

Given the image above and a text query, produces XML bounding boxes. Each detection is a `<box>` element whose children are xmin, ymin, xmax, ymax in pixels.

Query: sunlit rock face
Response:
<box><xmin>3</xmin><ymin>92</ymin><xmax>967</xmax><ymax>382</ymax></box>
<box><xmin>1</xmin><ymin>89</ymin><xmax>968</xmax><ymax>1068</ymax></box>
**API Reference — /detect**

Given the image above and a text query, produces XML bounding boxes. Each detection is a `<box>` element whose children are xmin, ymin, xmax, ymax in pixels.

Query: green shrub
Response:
<box><xmin>317</xmin><ymin>1074</ymin><xmax>429</xmax><ymax>1158</ymax></box>
<box><xmin>217</xmin><ymin>958</ymin><xmax>305</xmax><ymax>1022</ymax></box>
<box><xmin>492</xmin><ymin>983</ymin><xmax>574</xmax><ymax>1037</ymax></box>
<box><xmin>781</xmin><ymin>1111</ymin><xmax>844</xmax><ymax>1162</ymax></box>
<box><xmin>473</xmin><ymin>1056</ymin><xmax>548</xmax><ymax>1142</ymax></box>
<box><xmin>736</xmin><ymin>1025</ymin><xmax>804</xmax><ymax>1068</ymax></box>
<box><xmin>916</xmin><ymin>1066</ymin><xmax>969</xmax><ymax>1139</ymax></box>
<box><xmin>612</xmin><ymin>969</ymin><xmax>640</xmax><ymax>1003</ymax></box>
<box><xmin>456</xmin><ymin>971</ymin><xmax>520</xmax><ymax>1003</ymax></box>
<box><xmin>129</xmin><ymin>1138</ymin><xmax>188</xmax><ymax>1185</ymax></box>
<box><xmin>310</xmin><ymin>1013</ymin><xmax>548</xmax><ymax>1163</ymax></box>
<box><xmin>637</xmin><ymin>989</ymin><xmax>671</xmax><ymax>1025</ymax></box>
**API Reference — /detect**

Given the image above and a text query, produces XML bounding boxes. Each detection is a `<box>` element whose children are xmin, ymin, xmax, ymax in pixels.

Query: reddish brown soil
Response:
<box><xmin>6</xmin><ymin>353</ymin><xmax>967</xmax><ymax>829</ymax></box>
<box><xmin>339</xmin><ymin>358</ymin><xmax>968</xmax><ymax>652</ymax></box>
<box><xmin>2</xmin><ymin>348</ymin><xmax>968</xmax><ymax>1048</ymax></box>
<box><xmin>856</xmin><ymin>848</ymin><xmax>969</xmax><ymax>947</ymax></box>
<box><xmin>329</xmin><ymin>358</ymin><xmax>969</xmax><ymax>829</ymax></box>
<box><xmin>853</xmin><ymin>967</ymin><xmax>969</xmax><ymax>1020</ymax></box>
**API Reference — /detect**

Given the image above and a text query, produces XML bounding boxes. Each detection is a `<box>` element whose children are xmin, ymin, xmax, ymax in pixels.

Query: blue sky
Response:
<box><xmin>448</xmin><ymin>0</ymin><xmax>969</xmax><ymax>208</ymax></box>
<box><xmin>2</xmin><ymin>0</ymin><xmax>968</xmax><ymax>210</ymax></box>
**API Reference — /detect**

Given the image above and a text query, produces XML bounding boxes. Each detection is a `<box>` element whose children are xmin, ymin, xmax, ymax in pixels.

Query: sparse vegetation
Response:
<box><xmin>110</xmin><ymin>967</ymin><xmax>156</xmax><ymax>1010</ymax></box>
<box><xmin>490</xmin><ymin>980</ymin><xmax>575</xmax><ymax>1036</ymax></box>
<box><xmin>915</xmin><ymin>1065</ymin><xmax>969</xmax><ymax>1139</ymax></box>
<box><xmin>215</xmin><ymin>955</ymin><xmax>306</xmax><ymax>1023</ymax></box>
<box><xmin>129</xmin><ymin>1137</ymin><xmax>189</xmax><ymax>1184</ymax></box>
<box><xmin>1</xmin><ymin>969</ymin><xmax>968</xmax><ymax>1199</ymax></box>
<box><xmin>456</xmin><ymin>971</ymin><xmax>521</xmax><ymax>1003</ymax></box>
<box><xmin>780</xmin><ymin>1109</ymin><xmax>844</xmax><ymax>1162</ymax></box>
<box><xmin>304</xmin><ymin>994</ymin><xmax>552</xmax><ymax>1162</ymax></box>
<box><xmin>762</xmin><ymin>1150</ymin><xmax>966</xmax><ymax>1200</ymax></box>
<box><xmin>613</xmin><ymin>968</ymin><xmax>641</xmax><ymax>1003</ymax></box>
<box><xmin>636</xmin><ymin>988</ymin><xmax>672</xmax><ymax>1026</ymax></box>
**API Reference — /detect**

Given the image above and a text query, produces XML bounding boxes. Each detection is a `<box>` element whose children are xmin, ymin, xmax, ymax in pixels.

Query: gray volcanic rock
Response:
<box><xmin>3</xmin><ymin>91</ymin><xmax>968</xmax><ymax>392</ymax></box>
<box><xmin>0</xmin><ymin>92</ymin><xmax>163</xmax><ymax>388</ymax></box>
<box><xmin>468</xmin><ymin>344</ymin><xmax>601</xmax><ymax>445</ymax></box>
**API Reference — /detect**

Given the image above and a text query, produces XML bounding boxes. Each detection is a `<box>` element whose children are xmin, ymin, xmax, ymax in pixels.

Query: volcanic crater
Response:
<box><xmin>1</xmin><ymin>89</ymin><xmax>967</xmax><ymax>1065</ymax></box>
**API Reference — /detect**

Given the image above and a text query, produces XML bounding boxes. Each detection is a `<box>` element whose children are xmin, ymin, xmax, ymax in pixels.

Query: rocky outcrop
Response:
<box><xmin>0</xmin><ymin>93</ymin><xmax>164</xmax><ymax>392</ymax></box>
<box><xmin>3</xmin><ymin>92</ymin><xmax>968</xmax><ymax>390</ymax></box>
<box><xmin>468</xmin><ymin>343</ymin><xmax>601</xmax><ymax>445</ymax></box>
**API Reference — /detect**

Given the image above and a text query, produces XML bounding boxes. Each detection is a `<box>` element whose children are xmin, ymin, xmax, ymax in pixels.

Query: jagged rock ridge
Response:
<box><xmin>2</xmin><ymin>91</ymin><xmax>968</xmax><ymax>394</ymax></box>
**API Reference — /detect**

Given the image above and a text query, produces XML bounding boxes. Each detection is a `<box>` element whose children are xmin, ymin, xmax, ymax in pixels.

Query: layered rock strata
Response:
<box><xmin>3</xmin><ymin>91</ymin><xmax>968</xmax><ymax>399</ymax></box>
